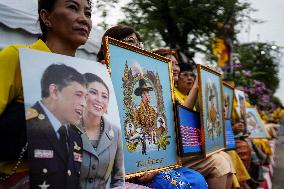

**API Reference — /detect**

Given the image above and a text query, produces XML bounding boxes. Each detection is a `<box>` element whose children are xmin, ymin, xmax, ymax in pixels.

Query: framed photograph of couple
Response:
<box><xmin>104</xmin><ymin>37</ymin><xmax>180</xmax><ymax>178</ymax></box>
<box><xmin>197</xmin><ymin>64</ymin><xmax>226</xmax><ymax>157</ymax></box>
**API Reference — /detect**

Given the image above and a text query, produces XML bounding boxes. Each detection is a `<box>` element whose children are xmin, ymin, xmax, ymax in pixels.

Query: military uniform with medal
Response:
<box><xmin>26</xmin><ymin>102</ymin><xmax>83</xmax><ymax>189</ymax></box>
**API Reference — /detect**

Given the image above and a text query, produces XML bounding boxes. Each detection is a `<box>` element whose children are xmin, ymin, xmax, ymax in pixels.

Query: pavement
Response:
<box><xmin>272</xmin><ymin>134</ymin><xmax>284</xmax><ymax>189</ymax></box>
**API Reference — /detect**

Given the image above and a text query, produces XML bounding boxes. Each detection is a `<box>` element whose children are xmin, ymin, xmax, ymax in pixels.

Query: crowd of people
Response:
<box><xmin>0</xmin><ymin>0</ymin><xmax>282</xmax><ymax>189</ymax></box>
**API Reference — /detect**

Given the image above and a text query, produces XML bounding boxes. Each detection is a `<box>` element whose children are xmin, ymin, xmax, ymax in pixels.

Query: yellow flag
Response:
<box><xmin>212</xmin><ymin>37</ymin><xmax>229</xmax><ymax>67</ymax></box>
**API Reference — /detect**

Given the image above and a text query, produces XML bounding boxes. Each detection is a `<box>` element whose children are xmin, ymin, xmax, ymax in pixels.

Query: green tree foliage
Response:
<box><xmin>93</xmin><ymin>0</ymin><xmax>119</xmax><ymax>30</ymax></box>
<box><xmin>116</xmin><ymin>0</ymin><xmax>252</xmax><ymax>63</ymax></box>
<box><xmin>228</xmin><ymin>42</ymin><xmax>280</xmax><ymax>93</ymax></box>
<box><xmin>224</xmin><ymin>42</ymin><xmax>281</xmax><ymax>109</ymax></box>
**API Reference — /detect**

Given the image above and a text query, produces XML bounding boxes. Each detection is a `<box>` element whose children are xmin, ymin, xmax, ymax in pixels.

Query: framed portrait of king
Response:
<box><xmin>222</xmin><ymin>82</ymin><xmax>236</xmax><ymax>150</ymax></box>
<box><xmin>222</xmin><ymin>82</ymin><xmax>234</xmax><ymax>120</ymax></box>
<box><xmin>103</xmin><ymin>37</ymin><xmax>179</xmax><ymax>178</ymax></box>
<box><xmin>197</xmin><ymin>64</ymin><xmax>226</xmax><ymax>157</ymax></box>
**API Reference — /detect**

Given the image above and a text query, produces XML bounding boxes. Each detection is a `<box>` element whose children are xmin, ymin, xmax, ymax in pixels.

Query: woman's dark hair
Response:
<box><xmin>152</xmin><ymin>48</ymin><xmax>180</xmax><ymax>63</ymax></box>
<box><xmin>83</xmin><ymin>73</ymin><xmax>109</xmax><ymax>97</ymax></box>
<box><xmin>179</xmin><ymin>63</ymin><xmax>195</xmax><ymax>73</ymax></box>
<box><xmin>97</xmin><ymin>25</ymin><xmax>141</xmax><ymax>62</ymax></box>
<box><xmin>38</xmin><ymin>0</ymin><xmax>92</xmax><ymax>41</ymax></box>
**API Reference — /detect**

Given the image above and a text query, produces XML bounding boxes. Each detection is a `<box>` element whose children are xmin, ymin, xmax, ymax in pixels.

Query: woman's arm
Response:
<box><xmin>182</xmin><ymin>77</ymin><xmax>198</xmax><ymax>110</ymax></box>
<box><xmin>0</xmin><ymin>45</ymin><xmax>23</xmax><ymax>115</ymax></box>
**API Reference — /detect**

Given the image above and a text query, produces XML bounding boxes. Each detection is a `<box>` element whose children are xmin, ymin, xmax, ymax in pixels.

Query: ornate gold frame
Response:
<box><xmin>223</xmin><ymin>81</ymin><xmax>235</xmax><ymax>120</ymax></box>
<box><xmin>246</xmin><ymin>106</ymin><xmax>269</xmax><ymax>139</ymax></box>
<box><xmin>197</xmin><ymin>64</ymin><xmax>226</xmax><ymax>158</ymax></box>
<box><xmin>103</xmin><ymin>37</ymin><xmax>181</xmax><ymax>179</ymax></box>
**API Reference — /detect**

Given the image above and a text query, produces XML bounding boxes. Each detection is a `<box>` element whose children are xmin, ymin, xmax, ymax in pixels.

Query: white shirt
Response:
<box><xmin>38</xmin><ymin>101</ymin><xmax>68</xmax><ymax>139</ymax></box>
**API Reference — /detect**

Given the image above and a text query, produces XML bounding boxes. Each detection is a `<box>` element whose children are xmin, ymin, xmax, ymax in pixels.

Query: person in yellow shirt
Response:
<box><xmin>175</xmin><ymin>63</ymin><xmax>250</xmax><ymax>188</ymax></box>
<box><xmin>154</xmin><ymin>49</ymin><xmax>235</xmax><ymax>189</ymax></box>
<box><xmin>97</xmin><ymin>26</ymin><xmax>208</xmax><ymax>189</ymax></box>
<box><xmin>175</xmin><ymin>63</ymin><xmax>196</xmax><ymax>104</ymax></box>
<box><xmin>243</xmin><ymin>99</ymin><xmax>272</xmax><ymax>157</ymax></box>
<box><xmin>0</xmin><ymin>0</ymin><xmax>92</xmax><ymax>185</ymax></box>
<box><xmin>232</xmin><ymin>89</ymin><xmax>275</xmax><ymax>187</ymax></box>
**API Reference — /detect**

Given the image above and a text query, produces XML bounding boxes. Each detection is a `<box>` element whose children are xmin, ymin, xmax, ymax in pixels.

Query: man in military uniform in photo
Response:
<box><xmin>26</xmin><ymin>64</ymin><xmax>86</xmax><ymax>189</ymax></box>
<box><xmin>134</xmin><ymin>79</ymin><xmax>157</xmax><ymax>144</ymax></box>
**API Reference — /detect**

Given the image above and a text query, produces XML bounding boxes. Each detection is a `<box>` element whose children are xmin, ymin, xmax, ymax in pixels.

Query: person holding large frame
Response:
<box><xmin>167</xmin><ymin>60</ymin><xmax>235</xmax><ymax>189</ymax></box>
<box><xmin>222</xmin><ymin>82</ymin><xmax>251</xmax><ymax>188</ymax></box>
<box><xmin>0</xmin><ymin>0</ymin><xmax>92</xmax><ymax>187</ymax></box>
<box><xmin>223</xmin><ymin>82</ymin><xmax>236</xmax><ymax>150</ymax></box>
<box><xmin>231</xmin><ymin>88</ymin><xmax>271</xmax><ymax>187</ymax></box>
<box><xmin>239</xmin><ymin>97</ymin><xmax>272</xmax><ymax>157</ymax></box>
<box><xmin>198</xmin><ymin>66</ymin><xmax>251</xmax><ymax>188</ymax></box>
<box><xmin>98</xmin><ymin>25</ymin><xmax>208</xmax><ymax>189</ymax></box>
<box><xmin>197</xmin><ymin>65</ymin><xmax>226</xmax><ymax>156</ymax></box>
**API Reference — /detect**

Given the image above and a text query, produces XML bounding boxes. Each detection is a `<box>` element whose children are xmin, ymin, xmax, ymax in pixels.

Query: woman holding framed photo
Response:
<box><xmin>97</xmin><ymin>25</ymin><xmax>208</xmax><ymax>189</ymax></box>
<box><xmin>154</xmin><ymin>48</ymin><xmax>235</xmax><ymax>189</ymax></box>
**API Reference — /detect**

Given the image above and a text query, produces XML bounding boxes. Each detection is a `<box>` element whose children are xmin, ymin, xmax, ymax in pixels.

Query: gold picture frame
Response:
<box><xmin>103</xmin><ymin>37</ymin><xmax>181</xmax><ymax>179</ymax></box>
<box><xmin>223</xmin><ymin>82</ymin><xmax>234</xmax><ymax>120</ymax></box>
<box><xmin>246</xmin><ymin>106</ymin><xmax>269</xmax><ymax>138</ymax></box>
<box><xmin>197</xmin><ymin>65</ymin><xmax>226</xmax><ymax>157</ymax></box>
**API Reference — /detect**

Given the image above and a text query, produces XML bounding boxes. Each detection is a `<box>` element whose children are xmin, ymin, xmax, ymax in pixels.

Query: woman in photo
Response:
<box><xmin>79</xmin><ymin>73</ymin><xmax>124</xmax><ymax>188</ymax></box>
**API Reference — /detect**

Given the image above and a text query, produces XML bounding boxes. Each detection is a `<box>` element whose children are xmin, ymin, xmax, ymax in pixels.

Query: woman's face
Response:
<box><xmin>86</xmin><ymin>81</ymin><xmax>109</xmax><ymax>117</ymax></box>
<box><xmin>45</xmin><ymin>0</ymin><xmax>92</xmax><ymax>47</ymax></box>
<box><xmin>176</xmin><ymin>70</ymin><xmax>195</xmax><ymax>92</ymax></box>
<box><xmin>167</xmin><ymin>55</ymin><xmax>180</xmax><ymax>82</ymax></box>
<box><xmin>121</xmin><ymin>33</ymin><xmax>142</xmax><ymax>48</ymax></box>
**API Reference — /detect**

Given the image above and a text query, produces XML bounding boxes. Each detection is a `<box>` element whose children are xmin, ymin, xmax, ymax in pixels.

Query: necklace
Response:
<box><xmin>0</xmin><ymin>142</ymin><xmax>28</xmax><ymax>182</ymax></box>
<box><xmin>97</xmin><ymin>118</ymin><xmax>104</xmax><ymax>141</ymax></box>
<box><xmin>83</xmin><ymin>118</ymin><xmax>104</xmax><ymax>149</ymax></box>
<box><xmin>94</xmin><ymin>119</ymin><xmax>104</xmax><ymax>150</ymax></box>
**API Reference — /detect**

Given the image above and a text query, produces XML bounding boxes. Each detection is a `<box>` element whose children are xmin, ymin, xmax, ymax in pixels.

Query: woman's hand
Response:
<box><xmin>183</xmin><ymin>75</ymin><xmax>198</xmax><ymax>110</ymax></box>
<box><xmin>233</xmin><ymin>121</ymin><xmax>245</xmax><ymax>134</ymax></box>
<box><xmin>138</xmin><ymin>170</ymin><xmax>159</xmax><ymax>182</ymax></box>
<box><xmin>192</xmin><ymin>76</ymin><xmax>198</xmax><ymax>90</ymax></box>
